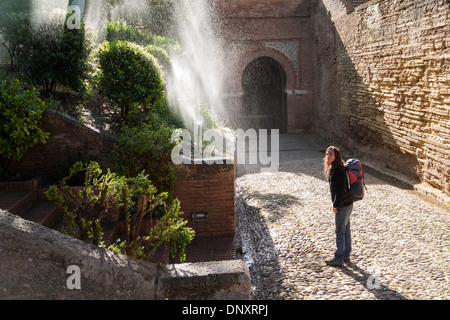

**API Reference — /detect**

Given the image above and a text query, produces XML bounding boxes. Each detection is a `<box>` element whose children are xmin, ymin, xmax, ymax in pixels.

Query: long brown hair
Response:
<box><xmin>323</xmin><ymin>146</ymin><xmax>345</xmax><ymax>179</ymax></box>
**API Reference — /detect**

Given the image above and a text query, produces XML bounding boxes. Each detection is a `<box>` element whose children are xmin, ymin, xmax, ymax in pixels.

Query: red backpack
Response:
<box><xmin>345</xmin><ymin>158</ymin><xmax>367</xmax><ymax>201</ymax></box>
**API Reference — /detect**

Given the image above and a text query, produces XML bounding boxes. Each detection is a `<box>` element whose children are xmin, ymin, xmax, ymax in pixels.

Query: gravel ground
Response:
<box><xmin>235</xmin><ymin>134</ymin><xmax>450</xmax><ymax>300</ymax></box>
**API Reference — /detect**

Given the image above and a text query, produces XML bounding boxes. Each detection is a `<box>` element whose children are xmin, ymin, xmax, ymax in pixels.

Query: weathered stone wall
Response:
<box><xmin>0</xmin><ymin>210</ymin><xmax>251</xmax><ymax>299</ymax></box>
<box><xmin>312</xmin><ymin>0</ymin><xmax>450</xmax><ymax>195</ymax></box>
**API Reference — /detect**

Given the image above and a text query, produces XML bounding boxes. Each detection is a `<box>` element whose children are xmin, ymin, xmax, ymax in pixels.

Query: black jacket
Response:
<box><xmin>329</xmin><ymin>166</ymin><xmax>353</xmax><ymax>208</ymax></box>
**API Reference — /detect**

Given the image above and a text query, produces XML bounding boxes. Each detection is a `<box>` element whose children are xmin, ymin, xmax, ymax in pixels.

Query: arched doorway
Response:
<box><xmin>241</xmin><ymin>57</ymin><xmax>287</xmax><ymax>133</ymax></box>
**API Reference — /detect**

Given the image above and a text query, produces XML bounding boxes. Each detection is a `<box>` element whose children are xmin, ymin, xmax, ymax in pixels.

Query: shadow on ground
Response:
<box><xmin>235</xmin><ymin>133</ymin><xmax>409</xmax><ymax>300</ymax></box>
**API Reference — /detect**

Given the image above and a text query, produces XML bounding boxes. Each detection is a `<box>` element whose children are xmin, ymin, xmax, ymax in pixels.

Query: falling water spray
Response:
<box><xmin>30</xmin><ymin>0</ymin><xmax>69</xmax><ymax>39</ymax></box>
<box><xmin>166</xmin><ymin>0</ymin><xmax>226</xmax><ymax>131</ymax></box>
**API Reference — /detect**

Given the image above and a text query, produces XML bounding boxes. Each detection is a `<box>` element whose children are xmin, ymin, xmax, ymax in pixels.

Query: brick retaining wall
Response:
<box><xmin>175</xmin><ymin>162</ymin><xmax>236</xmax><ymax>237</ymax></box>
<box><xmin>4</xmin><ymin>110</ymin><xmax>237</xmax><ymax>237</ymax></box>
<box><xmin>6</xmin><ymin>109</ymin><xmax>118</xmax><ymax>180</ymax></box>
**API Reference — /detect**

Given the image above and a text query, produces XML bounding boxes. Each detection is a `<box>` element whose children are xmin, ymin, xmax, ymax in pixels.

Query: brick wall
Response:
<box><xmin>175</xmin><ymin>162</ymin><xmax>236</xmax><ymax>237</ymax></box>
<box><xmin>312</xmin><ymin>0</ymin><xmax>450</xmax><ymax>195</ymax></box>
<box><xmin>6</xmin><ymin>109</ymin><xmax>118</xmax><ymax>180</ymax></box>
<box><xmin>216</xmin><ymin>0</ymin><xmax>315</xmax><ymax>133</ymax></box>
<box><xmin>5</xmin><ymin>110</ymin><xmax>237</xmax><ymax>236</ymax></box>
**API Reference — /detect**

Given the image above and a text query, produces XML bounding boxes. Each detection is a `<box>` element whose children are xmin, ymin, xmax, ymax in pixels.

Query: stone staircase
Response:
<box><xmin>0</xmin><ymin>178</ymin><xmax>118</xmax><ymax>246</ymax></box>
<box><xmin>0</xmin><ymin>178</ymin><xmax>235</xmax><ymax>263</ymax></box>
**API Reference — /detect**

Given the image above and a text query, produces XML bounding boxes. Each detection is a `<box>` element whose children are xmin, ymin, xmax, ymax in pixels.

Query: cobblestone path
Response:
<box><xmin>235</xmin><ymin>134</ymin><xmax>449</xmax><ymax>300</ymax></box>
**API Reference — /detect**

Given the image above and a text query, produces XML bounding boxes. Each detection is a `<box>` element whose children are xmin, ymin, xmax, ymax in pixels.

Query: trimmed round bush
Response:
<box><xmin>145</xmin><ymin>44</ymin><xmax>171</xmax><ymax>73</ymax></box>
<box><xmin>105</xmin><ymin>19</ymin><xmax>150</xmax><ymax>46</ymax></box>
<box><xmin>94</xmin><ymin>40</ymin><xmax>165</xmax><ymax>121</ymax></box>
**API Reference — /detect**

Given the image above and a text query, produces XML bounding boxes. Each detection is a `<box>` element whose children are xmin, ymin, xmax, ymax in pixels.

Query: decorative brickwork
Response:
<box><xmin>216</xmin><ymin>0</ymin><xmax>314</xmax><ymax>133</ymax></box>
<box><xmin>266</xmin><ymin>41</ymin><xmax>300</xmax><ymax>69</ymax></box>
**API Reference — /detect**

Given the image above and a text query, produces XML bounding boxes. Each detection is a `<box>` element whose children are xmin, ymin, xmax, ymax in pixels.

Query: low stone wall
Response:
<box><xmin>0</xmin><ymin>210</ymin><xmax>251</xmax><ymax>300</ymax></box>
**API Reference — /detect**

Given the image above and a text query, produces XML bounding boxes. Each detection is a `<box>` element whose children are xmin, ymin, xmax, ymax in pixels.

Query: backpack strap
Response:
<box><xmin>345</xmin><ymin>167</ymin><xmax>351</xmax><ymax>191</ymax></box>
<box><xmin>362</xmin><ymin>170</ymin><xmax>368</xmax><ymax>190</ymax></box>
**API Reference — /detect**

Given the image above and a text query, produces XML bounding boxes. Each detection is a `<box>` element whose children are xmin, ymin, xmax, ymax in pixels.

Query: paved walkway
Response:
<box><xmin>235</xmin><ymin>134</ymin><xmax>450</xmax><ymax>300</ymax></box>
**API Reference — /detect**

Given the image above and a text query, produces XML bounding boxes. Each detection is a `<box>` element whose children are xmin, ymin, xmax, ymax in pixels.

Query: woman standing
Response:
<box><xmin>324</xmin><ymin>146</ymin><xmax>354</xmax><ymax>267</ymax></box>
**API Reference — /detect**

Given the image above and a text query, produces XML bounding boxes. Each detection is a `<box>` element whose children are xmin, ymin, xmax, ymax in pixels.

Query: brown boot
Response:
<box><xmin>325</xmin><ymin>258</ymin><xmax>343</xmax><ymax>267</ymax></box>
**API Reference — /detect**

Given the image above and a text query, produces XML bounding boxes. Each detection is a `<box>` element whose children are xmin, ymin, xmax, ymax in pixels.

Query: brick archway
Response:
<box><xmin>241</xmin><ymin>56</ymin><xmax>287</xmax><ymax>132</ymax></box>
<box><xmin>234</xmin><ymin>45</ymin><xmax>298</xmax><ymax>94</ymax></box>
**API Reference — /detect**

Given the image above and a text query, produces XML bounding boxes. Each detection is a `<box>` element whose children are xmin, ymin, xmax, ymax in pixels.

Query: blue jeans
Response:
<box><xmin>334</xmin><ymin>204</ymin><xmax>353</xmax><ymax>262</ymax></box>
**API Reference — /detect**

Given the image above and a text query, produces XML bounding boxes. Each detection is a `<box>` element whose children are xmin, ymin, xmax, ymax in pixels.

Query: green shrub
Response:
<box><xmin>145</xmin><ymin>44</ymin><xmax>171</xmax><ymax>73</ymax></box>
<box><xmin>109</xmin><ymin>171</ymin><xmax>195</xmax><ymax>262</ymax></box>
<box><xmin>46</xmin><ymin>161</ymin><xmax>194</xmax><ymax>262</ymax></box>
<box><xmin>153</xmin><ymin>97</ymin><xmax>184</xmax><ymax>129</ymax></box>
<box><xmin>146</xmin><ymin>0</ymin><xmax>176</xmax><ymax>37</ymax></box>
<box><xmin>19</xmin><ymin>12</ymin><xmax>92</xmax><ymax>96</ymax></box>
<box><xmin>94</xmin><ymin>40</ymin><xmax>165</xmax><ymax>122</ymax></box>
<box><xmin>0</xmin><ymin>0</ymin><xmax>31</xmax><ymax>67</ymax></box>
<box><xmin>148</xmin><ymin>35</ymin><xmax>182</xmax><ymax>55</ymax></box>
<box><xmin>0</xmin><ymin>79</ymin><xmax>49</xmax><ymax>179</ymax></box>
<box><xmin>45</xmin><ymin>161</ymin><xmax>119</xmax><ymax>246</ymax></box>
<box><xmin>108</xmin><ymin>119</ymin><xmax>180</xmax><ymax>206</ymax></box>
<box><xmin>105</xmin><ymin>19</ymin><xmax>150</xmax><ymax>46</ymax></box>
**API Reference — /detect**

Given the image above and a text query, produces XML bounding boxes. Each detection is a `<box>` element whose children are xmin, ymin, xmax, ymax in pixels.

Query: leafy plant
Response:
<box><xmin>18</xmin><ymin>11</ymin><xmax>92</xmax><ymax>96</ymax></box>
<box><xmin>94</xmin><ymin>40</ymin><xmax>165</xmax><ymax>122</ymax></box>
<box><xmin>108</xmin><ymin>118</ymin><xmax>180</xmax><ymax>205</ymax></box>
<box><xmin>152</xmin><ymin>96</ymin><xmax>184</xmax><ymax>129</ymax></box>
<box><xmin>146</xmin><ymin>0</ymin><xmax>176</xmax><ymax>37</ymax></box>
<box><xmin>105</xmin><ymin>19</ymin><xmax>150</xmax><ymax>46</ymax></box>
<box><xmin>148</xmin><ymin>35</ymin><xmax>182</xmax><ymax>56</ymax></box>
<box><xmin>145</xmin><ymin>44</ymin><xmax>171</xmax><ymax>74</ymax></box>
<box><xmin>109</xmin><ymin>172</ymin><xmax>195</xmax><ymax>262</ymax></box>
<box><xmin>46</xmin><ymin>161</ymin><xmax>194</xmax><ymax>263</ymax></box>
<box><xmin>45</xmin><ymin>161</ymin><xmax>120</xmax><ymax>246</ymax></box>
<box><xmin>0</xmin><ymin>79</ymin><xmax>49</xmax><ymax>180</ymax></box>
<box><xmin>0</xmin><ymin>0</ymin><xmax>31</xmax><ymax>68</ymax></box>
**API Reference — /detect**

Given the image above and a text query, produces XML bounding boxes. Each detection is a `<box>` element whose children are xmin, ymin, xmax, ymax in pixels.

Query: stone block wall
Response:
<box><xmin>0</xmin><ymin>210</ymin><xmax>251</xmax><ymax>300</ymax></box>
<box><xmin>312</xmin><ymin>0</ymin><xmax>450</xmax><ymax>195</ymax></box>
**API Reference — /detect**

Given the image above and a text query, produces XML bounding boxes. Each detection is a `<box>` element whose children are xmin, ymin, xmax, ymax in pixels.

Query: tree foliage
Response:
<box><xmin>19</xmin><ymin>12</ymin><xmax>92</xmax><ymax>96</ymax></box>
<box><xmin>0</xmin><ymin>79</ymin><xmax>49</xmax><ymax>179</ymax></box>
<box><xmin>45</xmin><ymin>161</ymin><xmax>194</xmax><ymax>263</ymax></box>
<box><xmin>94</xmin><ymin>40</ymin><xmax>165</xmax><ymax>122</ymax></box>
<box><xmin>0</xmin><ymin>0</ymin><xmax>31</xmax><ymax>67</ymax></box>
<box><xmin>105</xmin><ymin>19</ymin><xmax>150</xmax><ymax>46</ymax></box>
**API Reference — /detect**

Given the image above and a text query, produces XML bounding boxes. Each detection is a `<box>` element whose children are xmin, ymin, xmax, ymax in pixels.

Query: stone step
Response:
<box><xmin>0</xmin><ymin>177</ymin><xmax>42</xmax><ymax>191</ymax></box>
<box><xmin>0</xmin><ymin>189</ymin><xmax>36</xmax><ymax>216</ymax></box>
<box><xmin>20</xmin><ymin>200</ymin><xmax>62</xmax><ymax>228</ymax></box>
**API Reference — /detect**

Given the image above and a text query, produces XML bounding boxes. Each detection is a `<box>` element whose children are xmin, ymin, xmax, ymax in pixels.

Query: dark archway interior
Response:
<box><xmin>241</xmin><ymin>57</ymin><xmax>287</xmax><ymax>133</ymax></box>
